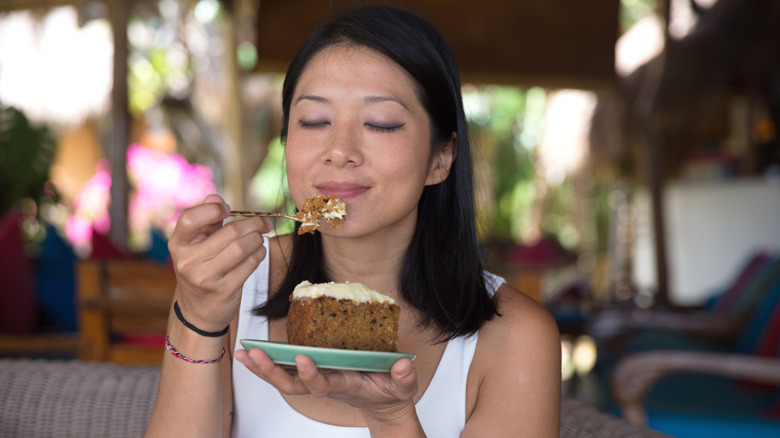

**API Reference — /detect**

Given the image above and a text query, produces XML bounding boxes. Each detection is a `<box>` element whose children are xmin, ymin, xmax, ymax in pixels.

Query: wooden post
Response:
<box><xmin>642</xmin><ymin>127</ymin><xmax>670</xmax><ymax>306</ymax></box>
<box><xmin>77</xmin><ymin>260</ymin><xmax>110</xmax><ymax>362</ymax></box>
<box><xmin>218</xmin><ymin>2</ymin><xmax>245</xmax><ymax>207</ymax></box>
<box><xmin>108</xmin><ymin>0</ymin><xmax>130</xmax><ymax>250</ymax></box>
<box><xmin>634</xmin><ymin>0</ymin><xmax>672</xmax><ymax>306</ymax></box>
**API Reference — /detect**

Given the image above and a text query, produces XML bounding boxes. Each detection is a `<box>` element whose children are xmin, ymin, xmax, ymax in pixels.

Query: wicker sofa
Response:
<box><xmin>0</xmin><ymin>358</ymin><xmax>668</xmax><ymax>438</ymax></box>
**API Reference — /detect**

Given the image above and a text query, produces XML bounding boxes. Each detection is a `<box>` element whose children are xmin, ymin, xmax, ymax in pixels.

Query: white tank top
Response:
<box><xmin>232</xmin><ymin>237</ymin><xmax>504</xmax><ymax>438</ymax></box>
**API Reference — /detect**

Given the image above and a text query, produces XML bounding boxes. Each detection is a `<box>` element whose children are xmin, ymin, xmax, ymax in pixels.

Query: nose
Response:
<box><xmin>320</xmin><ymin>123</ymin><xmax>363</xmax><ymax>167</ymax></box>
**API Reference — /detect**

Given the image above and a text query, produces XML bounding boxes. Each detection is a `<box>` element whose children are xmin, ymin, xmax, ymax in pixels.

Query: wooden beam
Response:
<box><xmin>0</xmin><ymin>0</ymin><xmax>82</xmax><ymax>12</ymax></box>
<box><xmin>0</xmin><ymin>333</ymin><xmax>79</xmax><ymax>356</ymax></box>
<box><xmin>253</xmin><ymin>0</ymin><xmax>620</xmax><ymax>89</ymax></box>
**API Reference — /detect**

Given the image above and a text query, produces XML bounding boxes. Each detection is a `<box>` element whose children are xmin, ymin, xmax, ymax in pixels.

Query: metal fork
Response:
<box><xmin>228</xmin><ymin>210</ymin><xmax>301</xmax><ymax>222</ymax></box>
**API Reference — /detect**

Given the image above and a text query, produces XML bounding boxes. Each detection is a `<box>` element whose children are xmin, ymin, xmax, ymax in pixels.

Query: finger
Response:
<box><xmin>201</xmin><ymin>194</ymin><xmax>231</xmax><ymax>235</ymax></box>
<box><xmin>204</xmin><ymin>216</ymin><xmax>272</xmax><ymax>256</ymax></box>
<box><xmin>239</xmin><ymin>348</ymin><xmax>310</xmax><ymax>395</ymax></box>
<box><xmin>295</xmin><ymin>355</ymin><xmax>336</xmax><ymax>397</ymax></box>
<box><xmin>197</xmin><ymin>219</ymin><xmax>270</xmax><ymax>280</ymax></box>
<box><xmin>175</xmin><ymin>229</ymin><xmax>266</xmax><ymax>298</ymax></box>
<box><xmin>390</xmin><ymin>358</ymin><xmax>418</xmax><ymax>399</ymax></box>
<box><xmin>203</xmin><ymin>193</ymin><xmax>228</xmax><ymax>206</ymax></box>
<box><xmin>170</xmin><ymin>199</ymin><xmax>230</xmax><ymax>248</ymax></box>
<box><xmin>175</xmin><ymin>216</ymin><xmax>269</xmax><ymax>272</ymax></box>
<box><xmin>210</xmin><ymin>231</ymin><xmax>268</xmax><ymax>288</ymax></box>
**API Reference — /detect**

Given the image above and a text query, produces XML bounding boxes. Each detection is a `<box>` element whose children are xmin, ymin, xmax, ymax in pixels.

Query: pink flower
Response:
<box><xmin>67</xmin><ymin>143</ymin><xmax>217</xmax><ymax>253</ymax></box>
<box><xmin>65</xmin><ymin>215</ymin><xmax>92</xmax><ymax>246</ymax></box>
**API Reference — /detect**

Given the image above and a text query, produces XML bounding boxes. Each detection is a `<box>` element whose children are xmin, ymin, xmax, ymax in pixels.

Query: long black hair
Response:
<box><xmin>254</xmin><ymin>6</ymin><xmax>498</xmax><ymax>340</ymax></box>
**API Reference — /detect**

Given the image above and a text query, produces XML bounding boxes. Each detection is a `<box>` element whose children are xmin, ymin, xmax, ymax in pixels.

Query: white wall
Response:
<box><xmin>632</xmin><ymin>178</ymin><xmax>780</xmax><ymax>306</ymax></box>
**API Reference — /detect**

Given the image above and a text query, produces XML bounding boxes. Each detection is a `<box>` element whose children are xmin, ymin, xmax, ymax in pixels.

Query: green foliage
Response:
<box><xmin>620</xmin><ymin>0</ymin><xmax>657</xmax><ymax>33</ymax></box>
<box><xmin>128</xmin><ymin>42</ymin><xmax>193</xmax><ymax>116</ymax></box>
<box><xmin>466</xmin><ymin>86</ymin><xmax>546</xmax><ymax>243</ymax></box>
<box><xmin>127</xmin><ymin>4</ymin><xmax>195</xmax><ymax>117</ymax></box>
<box><xmin>250</xmin><ymin>136</ymin><xmax>294</xmax><ymax>235</ymax></box>
<box><xmin>591</xmin><ymin>182</ymin><xmax>613</xmax><ymax>254</ymax></box>
<box><xmin>542</xmin><ymin>182</ymin><xmax>580</xmax><ymax>249</ymax></box>
<box><xmin>0</xmin><ymin>105</ymin><xmax>56</xmax><ymax>217</ymax></box>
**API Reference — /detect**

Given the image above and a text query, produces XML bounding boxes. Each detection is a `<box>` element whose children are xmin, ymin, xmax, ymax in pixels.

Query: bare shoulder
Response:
<box><xmin>462</xmin><ymin>282</ymin><xmax>561</xmax><ymax>436</ymax></box>
<box><xmin>484</xmin><ymin>283</ymin><xmax>560</xmax><ymax>346</ymax></box>
<box><xmin>475</xmin><ymin>283</ymin><xmax>561</xmax><ymax>372</ymax></box>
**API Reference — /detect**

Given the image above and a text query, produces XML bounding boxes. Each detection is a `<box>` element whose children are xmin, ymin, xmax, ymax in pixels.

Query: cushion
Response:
<box><xmin>750</xmin><ymin>282</ymin><xmax>780</xmax><ymax>358</ymax></box>
<box><xmin>35</xmin><ymin>226</ymin><xmax>77</xmax><ymax>332</ymax></box>
<box><xmin>711</xmin><ymin>251</ymin><xmax>772</xmax><ymax>314</ymax></box>
<box><xmin>736</xmin><ymin>281</ymin><xmax>780</xmax><ymax>355</ymax></box>
<box><xmin>0</xmin><ymin>210</ymin><xmax>38</xmax><ymax>334</ymax></box>
<box><xmin>731</xmin><ymin>256</ymin><xmax>780</xmax><ymax>319</ymax></box>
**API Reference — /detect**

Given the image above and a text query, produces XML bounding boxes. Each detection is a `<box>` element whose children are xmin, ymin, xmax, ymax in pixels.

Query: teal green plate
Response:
<box><xmin>240</xmin><ymin>339</ymin><xmax>415</xmax><ymax>372</ymax></box>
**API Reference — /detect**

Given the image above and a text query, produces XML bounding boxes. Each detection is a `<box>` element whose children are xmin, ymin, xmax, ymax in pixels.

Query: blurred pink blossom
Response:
<box><xmin>65</xmin><ymin>215</ymin><xmax>92</xmax><ymax>246</ymax></box>
<box><xmin>66</xmin><ymin>143</ymin><xmax>216</xmax><ymax>253</ymax></box>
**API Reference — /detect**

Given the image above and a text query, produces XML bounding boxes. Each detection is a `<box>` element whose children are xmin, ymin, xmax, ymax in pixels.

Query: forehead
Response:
<box><xmin>295</xmin><ymin>44</ymin><xmax>420</xmax><ymax>98</ymax></box>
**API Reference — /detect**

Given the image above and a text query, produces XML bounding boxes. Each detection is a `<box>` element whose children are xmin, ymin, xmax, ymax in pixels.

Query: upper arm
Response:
<box><xmin>462</xmin><ymin>285</ymin><xmax>561</xmax><ymax>437</ymax></box>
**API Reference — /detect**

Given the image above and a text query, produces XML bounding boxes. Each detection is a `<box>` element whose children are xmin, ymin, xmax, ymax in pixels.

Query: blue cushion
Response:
<box><xmin>732</xmin><ymin>256</ymin><xmax>780</xmax><ymax>319</ymax></box>
<box><xmin>643</xmin><ymin>373</ymin><xmax>780</xmax><ymax>438</ymax></box>
<box><xmin>737</xmin><ymin>280</ymin><xmax>780</xmax><ymax>355</ymax></box>
<box><xmin>35</xmin><ymin>226</ymin><xmax>77</xmax><ymax>332</ymax></box>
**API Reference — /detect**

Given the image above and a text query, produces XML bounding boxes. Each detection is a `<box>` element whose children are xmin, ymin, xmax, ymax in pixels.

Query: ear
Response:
<box><xmin>425</xmin><ymin>134</ymin><xmax>457</xmax><ymax>186</ymax></box>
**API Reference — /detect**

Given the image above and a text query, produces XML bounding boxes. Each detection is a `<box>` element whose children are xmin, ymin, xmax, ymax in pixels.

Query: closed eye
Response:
<box><xmin>366</xmin><ymin>123</ymin><xmax>404</xmax><ymax>133</ymax></box>
<box><xmin>298</xmin><ymin>119</ymin><xmax>330</xmax><ymax>129</ymax></box>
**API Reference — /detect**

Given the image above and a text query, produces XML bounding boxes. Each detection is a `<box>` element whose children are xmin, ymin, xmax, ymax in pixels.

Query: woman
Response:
<box><xmin>147</xmin><ymin>6</ymin><xmax>560</xmax><ymax>437</ymax></box>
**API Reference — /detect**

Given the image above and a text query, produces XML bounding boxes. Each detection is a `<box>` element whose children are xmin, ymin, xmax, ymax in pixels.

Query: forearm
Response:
<box><xmin>145</xmin><ymin>313</ymin><xmax>228</xmax><ymax>437</ymax></box>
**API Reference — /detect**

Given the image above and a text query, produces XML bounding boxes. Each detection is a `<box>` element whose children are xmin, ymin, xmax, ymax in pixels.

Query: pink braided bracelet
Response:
<box><xmin>165</xmin><ymin>336</ymin><xmax>226</xmax><ymax>364</ymax></box>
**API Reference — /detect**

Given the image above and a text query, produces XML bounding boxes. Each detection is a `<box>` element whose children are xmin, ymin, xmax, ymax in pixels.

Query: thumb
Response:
<box><xmin>390</xmin><ymin>358</ymin><xmax>418</xmax><ymax>398</ymax></box>
<box><xmin>203</xmin><ymin>193</ymin><xmax>230</xmax><ymax>214</ymax></box>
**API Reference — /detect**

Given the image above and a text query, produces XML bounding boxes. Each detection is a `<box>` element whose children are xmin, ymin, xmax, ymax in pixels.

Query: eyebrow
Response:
<box><xmin>294</xmin><ymin>94</ymin><xmax>411</xmax><ymax>112</ymax></box>
<box><xmin>363</xmin><ymin>95</ymin><xmax>411</xmax><ymax>111</ymax></box>
<box><xmin>294</xmin><ymin>95</ymin><xmax>329</xmax><ymax>105</ymax></box>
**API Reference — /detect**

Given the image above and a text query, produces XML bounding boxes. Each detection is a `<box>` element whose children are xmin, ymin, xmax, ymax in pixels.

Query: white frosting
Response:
<box><xmin>323</xmin><ymin>197</ymin><xmax>346</xmax><ymax>220</ymax></box>
<box><xmin>292</xmin><ymin>281</ymin><xmax>395</xmax><ymax>304</ymax></box>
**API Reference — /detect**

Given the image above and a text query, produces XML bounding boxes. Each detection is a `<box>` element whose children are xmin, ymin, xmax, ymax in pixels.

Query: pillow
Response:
<box><xmin>750</xmin><ymin>282</ymin><xmax>780</xmax><ymax>358</ymax></box>
<box><xmin>736</xmin><ymin>281</ymin><xmax>780</xmax><ymax>355</ymax></box>
<box><xmin>0</xmin><ymin>210</ymin><xmax>38</xmax><ymax>334</ymax></box>
<box><xmin>712</xmin><ymin>251</ymin><xmax>772</xmax><ymax>314</ymax></box>
<box><xmin>730</xmin><ymin>256</ymin><xmax>780</xmax><ymax>319</ymax></box>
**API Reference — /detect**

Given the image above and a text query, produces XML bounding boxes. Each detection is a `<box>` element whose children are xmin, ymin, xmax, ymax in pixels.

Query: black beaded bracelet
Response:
<box><xmin>173</xmin><ymin>301</ymin><xmax>230</xmax><ymax>337</ymax></box>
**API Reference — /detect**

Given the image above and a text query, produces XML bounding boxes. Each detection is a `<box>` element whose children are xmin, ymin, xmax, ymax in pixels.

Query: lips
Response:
<box><xmin>314</xmin><ymin>182</ymin><xmax>369</xmax><ymax>201</ymax></box>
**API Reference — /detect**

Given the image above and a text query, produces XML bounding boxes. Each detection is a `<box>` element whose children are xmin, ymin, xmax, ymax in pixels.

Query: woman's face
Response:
<box><xmin>285</xmin><ymin>45</ymin><xmax>450</xmax><ymax>238</ymax></box>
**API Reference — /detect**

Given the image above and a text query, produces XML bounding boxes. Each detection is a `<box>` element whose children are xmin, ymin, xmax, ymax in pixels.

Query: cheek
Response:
<box><xmin>285</xmin><ymin>132</ymin><xmax>317</xmax><ymax>169</ymax></box>
<box><xmin>384</xmin><ymin>143</ymin><xmax>432</xmax><ymax>180</ymax></box>
<box><xmin>284</xmin><ymin>146</ymin><xmax>311</xmax><ymax>198</ymax></box>
<box><xmin>376</xmin><ymin>156</ymin><xmax>430</xmax><ymax>197</ymax></box>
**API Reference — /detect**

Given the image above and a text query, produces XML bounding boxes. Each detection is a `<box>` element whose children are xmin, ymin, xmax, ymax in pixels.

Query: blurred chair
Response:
<box><xmin>77</xmin><ymin>258</ymin><xmax>175</xmax><ymax>365</ymax></box>
<box><xmin>590</xmin><ymin>252</ymin><xmax>780</xmax><ymax>357</ymax></box>
<box><xmin>589</xmin><ymin>251</ymin><xmax>780</xmax><ymax>437</ymax></box>
<box><xmin>612</xmin><ymin>351</ymin><xmax>780</xmax><ymax>437</ymax></box>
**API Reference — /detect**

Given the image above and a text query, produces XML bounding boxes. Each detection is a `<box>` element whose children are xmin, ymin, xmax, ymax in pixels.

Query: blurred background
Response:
<box><xmin>1</xmin><ymin>1</ymin><xmax>779</xmax><ymax>437</ymax></box>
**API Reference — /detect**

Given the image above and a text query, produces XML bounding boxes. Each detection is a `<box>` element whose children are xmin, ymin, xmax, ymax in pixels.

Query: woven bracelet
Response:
<box><xmin>165</xmin><ymin>335</ymin><xmax>225</xmax><ymax>364</ymax></box>
<box><xmin>173</xmin><ymin>301</ymin><xmax>230</xmax><ymax>337</ymax></box>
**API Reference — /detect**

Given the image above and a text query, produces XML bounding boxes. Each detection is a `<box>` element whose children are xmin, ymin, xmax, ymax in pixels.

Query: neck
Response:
<box><xmin>320</xmin><ymin>225</ymin><xmax>414</xmax><ymax>300</ymax></box>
